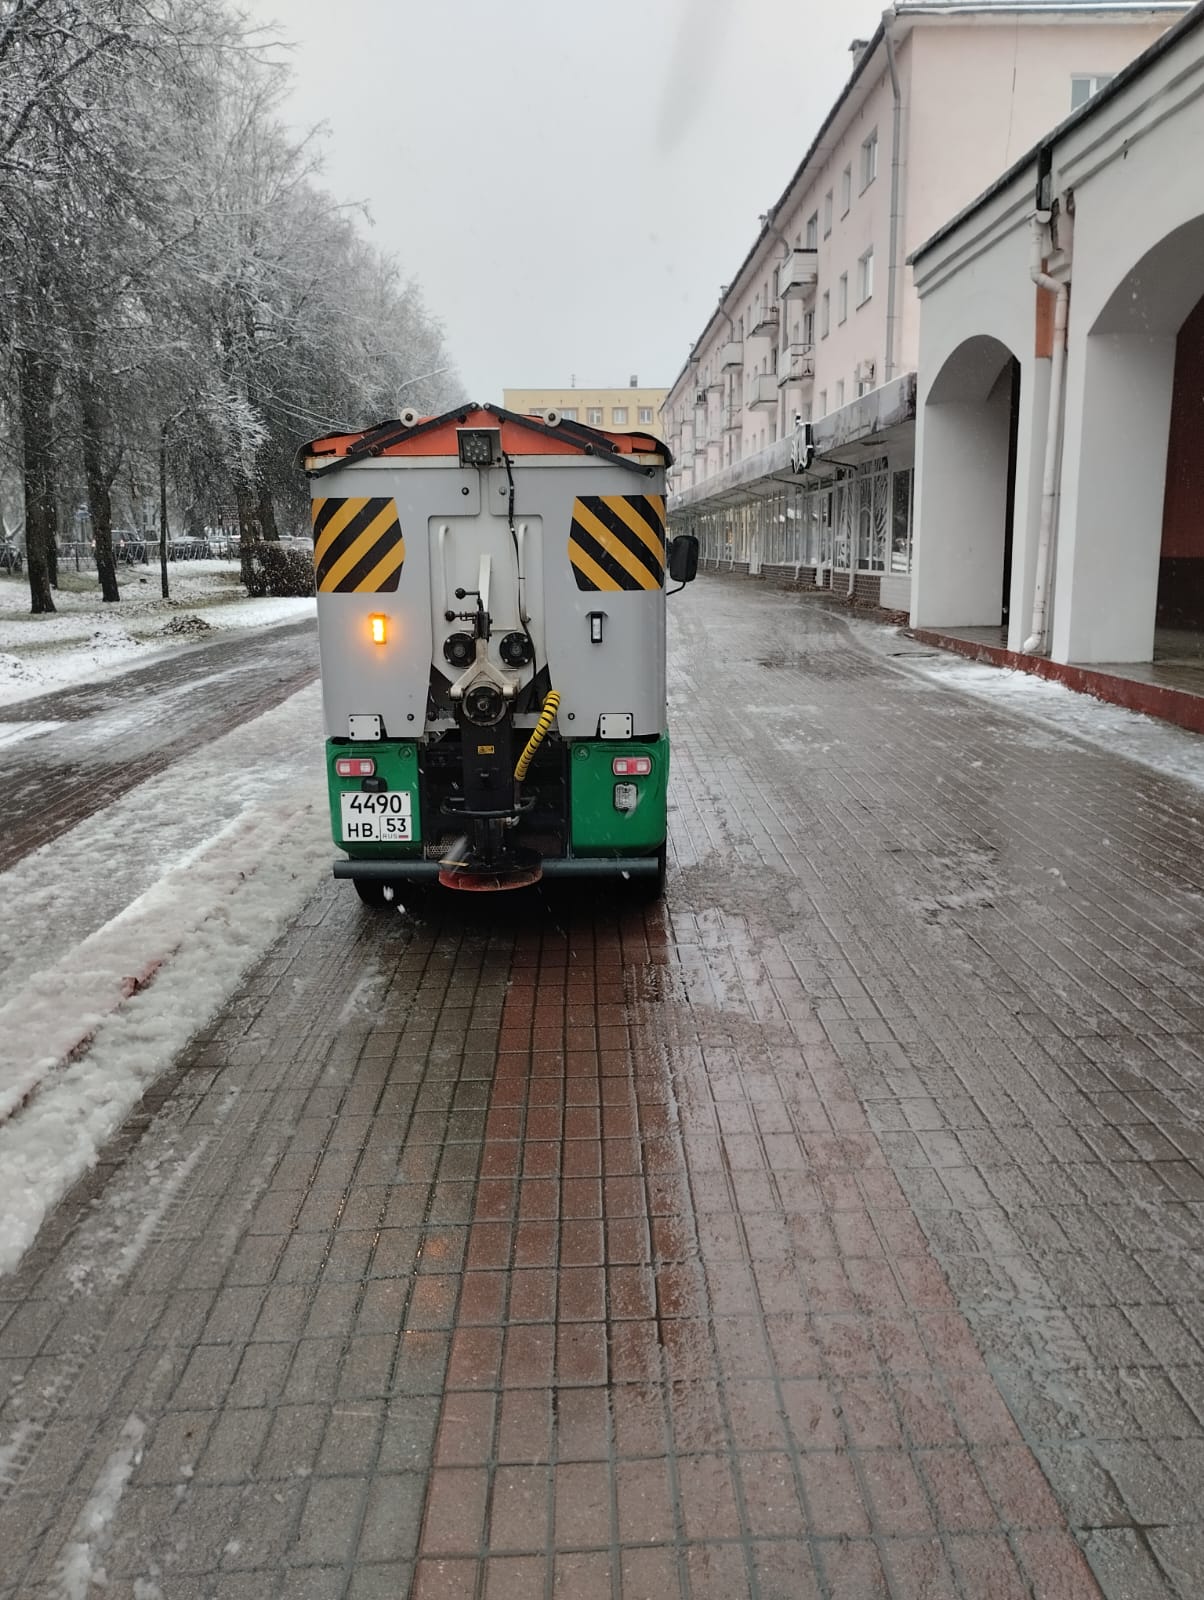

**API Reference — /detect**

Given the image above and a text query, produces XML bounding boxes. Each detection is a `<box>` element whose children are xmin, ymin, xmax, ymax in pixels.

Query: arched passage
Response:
<box><xmin>1159</xmin><ymin>289</ymin><xmax>1204</xmax><ymax>638</ymax></box>
<box><xmin>913</xmin><ymin>335</ymin><xmax>1021</xmax><ymax>629</ymax></box>
<box><xmin>1054</xmin><ymin>215</ymin><xmax>1204</xmax><ymax>662</ymax></box>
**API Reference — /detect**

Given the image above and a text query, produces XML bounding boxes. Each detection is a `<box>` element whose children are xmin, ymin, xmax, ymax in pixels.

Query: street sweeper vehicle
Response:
<box><xmin>300</xmin><ymin>403</ymin><xmax>697</xmax><ymax>905</ymax></box>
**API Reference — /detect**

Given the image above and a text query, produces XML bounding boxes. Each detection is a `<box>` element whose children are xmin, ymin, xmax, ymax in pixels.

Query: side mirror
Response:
<box><xmin>667</xmin><ymin>533</ymin><xmax>699</xmax><ymax>585</ymax></box>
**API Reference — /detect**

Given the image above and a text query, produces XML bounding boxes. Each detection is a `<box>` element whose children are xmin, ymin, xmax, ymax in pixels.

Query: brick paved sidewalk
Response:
<box><xmin>0</xmin><ymin>578</ymin><xmax>1201</xmax><ymax>1599</ymax></box>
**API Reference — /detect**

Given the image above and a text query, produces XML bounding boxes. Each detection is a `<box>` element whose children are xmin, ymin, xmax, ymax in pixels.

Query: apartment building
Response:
<box><xmin>912</xmin><ymin>3</ymin><xmax>1204</xmax><ymax>664</ymax></box>
<box><xmin>663</xmin><ymin>0</ymin><xmax>1190</xmax><ymax>610</ymax></box>
<box><xmin>503</xmin><ymin>381</ymin><xmax>667</xmax><ymax>440</ymax></box>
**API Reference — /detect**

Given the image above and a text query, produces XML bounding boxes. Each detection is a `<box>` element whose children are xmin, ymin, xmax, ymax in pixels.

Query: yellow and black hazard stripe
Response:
<box><xmin>311</xmin><ymin>497</ymin><xmax>405</xmax><ymax>593</ymax></box>
<box><xmin>568</xmin><ymin>494</ymin><xmax>665</xmax><ymax>592</ymax></box>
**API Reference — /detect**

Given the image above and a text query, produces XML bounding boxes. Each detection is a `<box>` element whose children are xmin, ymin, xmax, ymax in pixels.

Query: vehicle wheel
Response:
<box><xmin>630</xmin><ymin>845</ymin><xmax>667</xmax><ymax>905</ymax></box>
<box><xmin>396</xmin><ymin>883</ymin><xmax>432</xmax><ymax>916</ymax></box>
<box><xmin>353</xmin><ymin>877</ymin><xmax>396</xmax><ymax>909</ymax></box>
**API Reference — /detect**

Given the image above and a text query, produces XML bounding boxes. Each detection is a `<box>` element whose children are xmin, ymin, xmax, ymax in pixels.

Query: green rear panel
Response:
<box><xmin>569</xmin><ymin>736</ymin><xmax>668</xmax><ymax>854</ymax></box>
<box><xmin>326</xmin><ymin>739</ymin><xmax>423</xmax><ymax>858</ymax></box>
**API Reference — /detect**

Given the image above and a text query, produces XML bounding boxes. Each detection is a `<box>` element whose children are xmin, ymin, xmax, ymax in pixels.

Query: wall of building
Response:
<box><xmin>668</xmin><ymin>10</ymin><xmax>1182</xmax><ymax>508</ymax></box>
<box><xmin>665</xmin><ymin>5</ymin><xmax>1194</xmax><ymax>625</ymax></box>
<box><xmin>503</xmin><ymin>387</ymin><xmax>666</xmax><ymax>438</ymax></box>
<box><xmin>900</xmin><ymin>17</ymin><xmax>1175</xmax><ymax>369</ymax></box>
<box><xmin>807</xmin><ymin>63</ymin><xmax>898</xmax><ymax>426</ymax></box>
<box><xmin>1049</xmin><ymin>51</ymin><xmax>1204</xmax><ymax>663</ymax></box>
<box><xmin>912</xmin><ymin>11</ymin><xmax>1204</xmax><ymax>664</ymax></box>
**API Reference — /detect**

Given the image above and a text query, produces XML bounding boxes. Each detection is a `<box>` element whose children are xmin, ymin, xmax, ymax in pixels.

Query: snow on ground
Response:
<box><xmin>0</xmin><ymin>562</ymin><xmax>314</xmax><ymax>707</ymax></box>
<box><xmin>0</xmin><ymin>683</ymin><xmax>329</xmax><ymax>1277</ymax></box>
<box><xmin>54</xmin><ymin>1412</ymin><xmax>147</xmax><ymax>1599</ymax></box>
<box><xmin>852</xmin><ymin>618</ymin><xmax>1204</xmax><ymax>794</ymax></box>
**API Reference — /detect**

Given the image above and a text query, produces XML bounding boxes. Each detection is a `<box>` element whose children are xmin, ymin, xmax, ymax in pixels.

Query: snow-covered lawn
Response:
<box><xmin>0</xmin><ymin>682</ymin><xmax>329</xmax><ymax>1276</ymax></box>
<box><xmin>0</xmin><ymin>561</ymin><xmax>315</xmax><ymax>706</ymax></box>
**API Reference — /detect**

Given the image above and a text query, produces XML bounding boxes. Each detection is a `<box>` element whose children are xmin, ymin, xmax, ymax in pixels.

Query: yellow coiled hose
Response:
<box><xmin>514</xmin><ymin>689</ymin><xmax>560</xmax><ymax>782</ymax></box>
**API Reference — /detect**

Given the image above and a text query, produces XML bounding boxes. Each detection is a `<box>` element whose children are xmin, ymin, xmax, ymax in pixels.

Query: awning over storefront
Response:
<box><xmin>668</xmin><ymin>372</ymin><xmax>917</xmax><ymax>514</ymax></box>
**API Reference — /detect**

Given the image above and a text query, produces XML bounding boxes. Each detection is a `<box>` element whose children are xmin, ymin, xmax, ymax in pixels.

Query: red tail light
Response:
<box><xmin>612</xmin><ymin>756</ymin><xmax>652</xmax><ymax>777</ymax></box>
<box><xmin>336</xmin><ymin>757</ymin><xmax>376</xmax><ymax>777</ymax></box>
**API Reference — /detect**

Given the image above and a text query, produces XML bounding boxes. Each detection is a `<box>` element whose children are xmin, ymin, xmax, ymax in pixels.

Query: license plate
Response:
<box><xmin>340</xmin><ymin>790</ymin><xmax>412</xmax><ymax>842</ymax></box>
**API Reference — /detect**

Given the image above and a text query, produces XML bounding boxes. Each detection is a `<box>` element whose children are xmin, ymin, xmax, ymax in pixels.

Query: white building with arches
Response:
<box><xmin>664</xmin><ymin>0</ymin><xmax>1190</xmax><ymax>611</ymax></box>
<box><xmin>911</xmin><ymin>2</ymin><xmax>1204</xmax><ymax>665</ymax></box>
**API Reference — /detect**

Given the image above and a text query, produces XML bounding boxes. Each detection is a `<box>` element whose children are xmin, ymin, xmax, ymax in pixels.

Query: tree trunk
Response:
<box><xmin>18</xmin><ymin>345</ymin><xmax>57</xmax><ymax>614</ymax></box>
<box><xmin>258</xmin><ymin>486</ymin><xmax>279</xmax><ymax>541</ymax></box>
<box><xmin>236</xmin><ymin>475</ymin><xmax>266</xmax><ymax>596</ymax></box>
<box><xmin>79</xmin><ymin>369</ymin><xmax>120</xmax><ymax>602</ymax></box>
<box><xmin>159</xmin><ymin>426</ymin><xmax>170</xmax><ymax>600</ymax></box>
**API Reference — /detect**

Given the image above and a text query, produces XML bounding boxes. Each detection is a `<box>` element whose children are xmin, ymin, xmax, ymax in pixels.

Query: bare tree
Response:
<box><xmin>0</xmin><ymin>0</ymin><xmax>460</xmax><ymax>612</ymax></box>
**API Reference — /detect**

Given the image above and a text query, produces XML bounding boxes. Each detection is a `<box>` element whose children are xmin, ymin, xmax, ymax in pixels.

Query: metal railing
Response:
<box><xmin>52</xmin><ymin>535</ymin><xmax>242</xmax><ymax>572</ymax></box>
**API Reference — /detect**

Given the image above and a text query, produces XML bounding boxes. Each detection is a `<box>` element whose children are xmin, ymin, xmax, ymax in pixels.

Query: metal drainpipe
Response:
<box><xmin>1024</xmin><ymin>209</ymin><xmax>1070</xmax><ymax>654</ymax></box>
<box><xmin>883</xmin><ymin>11</ymin><xmax>903</xmax><ymax>384</ymax></box>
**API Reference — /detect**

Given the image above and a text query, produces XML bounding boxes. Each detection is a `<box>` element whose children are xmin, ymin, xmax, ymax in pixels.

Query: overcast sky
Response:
<box><xmin>243</xmin><ymin>0</ymin><xmax>889</xmax><ymax>401</ymax></box>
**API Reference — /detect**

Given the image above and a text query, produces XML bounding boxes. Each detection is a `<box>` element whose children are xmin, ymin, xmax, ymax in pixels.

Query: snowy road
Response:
<box><xmin>0</xmin><ymin>616</ymin><xmax>318</xmax><ymax>873</ymax></box>
<box><xmin>0</xmin><ymin>616</ymin><xmax>329</xmax><ymax>1276</ymax></box>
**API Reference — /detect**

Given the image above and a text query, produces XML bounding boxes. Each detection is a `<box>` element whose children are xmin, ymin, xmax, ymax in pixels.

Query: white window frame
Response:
<box><xmin>838</xmin><ymin>273</ymin><xmax>848</xmax><ymax>324</ymax></box>
<box><xmin>860</xmin><ymin>129</ymin><xmax>878</xmax><ymax>192</ymax></box>
<box><xmin>638</xmin><ymin>406</ymin><xmax>653</xmax><ymax>425</ymax></box>
<box><xmin>840</xmin><ymin>164</ymin><xmax>852</xmax><ymax>217</ymax></box>
<box><xmin>611</xmin><ymin>406</ymin><xmax>628</xmax><ymax>426</ymax></box>
<box><xmin>560</xmin><ymin>407</ymin><xmax>578</xmax><ymax>421</ymax></box>
<box><xmin>857</xmin><ymin>247</ymin><xmax>874</xmax><ymax>307</ymax></box>
<box><xmin>805</xmin><ymin>211</ymin><xmax>819</xmax><ymax>249</ymax></box>
<box><xmin>818</xmin><ymin>390</ymin><xmax>827</xmax><ymax>416</ymax></box>
<box><xmin>823</xmin><ymin>190</ymin><xmax>833</xmax><ymax>237</ymax></box>
<box><xmin>835</xmin><ymin>379</ymin><xmax>845</xmax><ymax>408</ymax></box>
<box><xmin>587</xmin><ymin>408</ymin><xmax>603</xmax><ymax>426</ymax></box>
<box><xmin>820</xmin><ymin>290</ymin><xmax>830</xmax><ymax>339</ymax></box>
<box><xmin>1071</xmin><ymin>72</ymin><xmax>1113</xmax><ymax>110</ymax></box>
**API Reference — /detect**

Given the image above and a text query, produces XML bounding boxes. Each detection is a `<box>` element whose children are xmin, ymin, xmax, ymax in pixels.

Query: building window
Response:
<box><xmin>638</xmin><ymin>406</ymin><xmax>653</xmax><ymax>424</ymax></box>
<box><xmin>820</xmin><ymin>290</ymin><xmax>830</xmax><ymax>338</ymax></box>
<box><xmin>559</xmin><ymin>407</ymin><xmax>577</xmax><ymax>421</ymax></box>
<box><xmin>857</xmin><ymin>247</ymin><xmax>874</xmax><ymax>306</ymax></box>
<box><xmin>823</xmin><ymin>190</ymin><xmax>833</xmax><ymax>236</ymax></box>
<box><xmin>802</xmin><ymin>309</ymin><xmax>814</xmax><ymax>345</ymax></box>
<box><xmin>836</xmin><ymin>379</ymin><xmax>845</xmax><ymax>408</ymax></box>
<box><xmin>840</xmin><ymin>164</ymin><xmax>852</xmax><ymax>216</ymax></box>
<box><xmin>860</xmin><ymin>129</ymin><xmax>878</xmax><ymax>191</ymax></box>
<box><xmin>805</xmin><ymin>211</ymin><xmax>818</xmax><ymax>249</ymax></box>
<box><xmin>1071</xmin><ymin>72</ymin><xmax>1113</xmax><ymax>109</ymax></box>
<box><xmin>587</xmin><ymin>408</ymin><xmax>603</xmax><ymax>425</ymax></box>
<box><xmin>611</xmin><ymin>406</ymin><xmax>628</xmax><ymax>426</ymax></box>
<box><xmin>891</xmin><ymin>467</ymin><xmax>914</xmax><ymax>572</ymax></box>
<box><xmin>838</xmin><ymin>273</ymin><xmax>848</xmax><ymax>323</ymax></box>
<box><xmin>818</xmin><ymin>390</ymin><xmax>827</xmax><ymax>416</ymax></box>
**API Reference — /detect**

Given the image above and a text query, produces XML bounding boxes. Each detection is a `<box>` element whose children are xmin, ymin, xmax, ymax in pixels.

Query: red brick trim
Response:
<box><xmin>909</xmin><ymin>627</ymin><xmax>1204</xmax><ymax>736</ymax></box>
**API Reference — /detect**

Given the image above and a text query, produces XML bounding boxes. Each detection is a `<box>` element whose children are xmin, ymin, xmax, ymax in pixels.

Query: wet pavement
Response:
<box><xmin>0</xmin><ymin>619</ymin><xmax>318</xmax><ymax>871</ymax></box>
<box><xmin>1</xmin><ymin>577</ymin><xmax>1203</xmax><ymax>1598</ymax></box>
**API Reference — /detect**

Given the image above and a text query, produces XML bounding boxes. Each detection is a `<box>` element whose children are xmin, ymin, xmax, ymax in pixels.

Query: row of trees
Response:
<box><xmin>1</xmin><ymin>0</ymin><xmax>459</xmax><ymax>611</ymax></box>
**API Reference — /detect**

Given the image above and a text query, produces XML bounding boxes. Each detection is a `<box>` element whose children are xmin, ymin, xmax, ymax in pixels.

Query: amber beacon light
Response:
<box><xmin>370</xmin><ymin>614</ymin><xmax>387</xmax><ymax>645</ymax></box>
